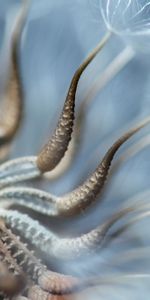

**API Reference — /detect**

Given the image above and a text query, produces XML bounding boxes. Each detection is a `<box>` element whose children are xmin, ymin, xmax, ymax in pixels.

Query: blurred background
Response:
<box><xmin>1</xmin><ymin>1</ymin><xmax>150</xmax><ymax>299</ymax></box>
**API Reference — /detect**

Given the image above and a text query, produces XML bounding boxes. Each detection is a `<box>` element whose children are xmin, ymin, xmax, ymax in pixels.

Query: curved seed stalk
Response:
<box><xmin>49</xmin><ymin>47</ymin><xmax>134</xmax><ymax>182</ymax></box>
<box><xmin>0</xmin><ymin>1</ymin><xmax>29</xmax><ymax>146</ymax></box>
<box><xmin>46</xmin><ymin>45</ymin><xmax>133</xmax><ymax>181</ymax></box>
<box><xmin>1</xmin><ymin>210</ymin><xmax>150</xmax><ymax>295</ymax></box>
<box><xmin>45</xmin><ymin>123</ymin><xmax>83</xmax><ymax>181</ymax></box>
<box><xmin>0</xmin><ymin>218</ymin><xmax>121</xmax><ymax>296</ymax></box>
<box><xmin>50</xmin><ymin>207</ymin><xmax>134</xmax><ymax>260</ymax></box>
<box><xmin>0</xmin><ymin>118</ymin><xmax>148</xmax><ymax>195</ymax></box>
<box><xmin>58</xmin><ymin>116</ymin><xmax>150</xmax><ymax>216</ymax></box>
<box><xmin>0</xmin><ymin>207</ymin><xmax>136</xmax><ymax>260</ymax></box>
<box><xmin>0</xmin><ymin>220</ymin><xmax>79</xmax><ymax>295</ymax></box>
<box><xmin>0</xmin><ymin>117</ymin><xmax>150</xmax><ymax>216</ymax></box>
<box><xmin>37</xmin><ymin>32</ymin><xmax>111</xmax><ymax>173</ymax></box>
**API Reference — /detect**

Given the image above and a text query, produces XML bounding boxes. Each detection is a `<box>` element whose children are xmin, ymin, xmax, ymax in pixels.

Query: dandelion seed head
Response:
<box><xmin>100</xmin><ymin>0</ymin><xmax>150</xmax><ymax>52</ymax></box>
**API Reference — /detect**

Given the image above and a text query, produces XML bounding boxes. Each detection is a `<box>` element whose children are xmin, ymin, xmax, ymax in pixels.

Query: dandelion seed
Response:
<box><xmin>100</xmin><ymin>0</ymin><xmax>150</xmax><ymax>51</ymax></box>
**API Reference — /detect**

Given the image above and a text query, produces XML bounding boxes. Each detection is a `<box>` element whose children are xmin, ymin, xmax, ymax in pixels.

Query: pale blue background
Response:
<box><xmin>0</xmin><ymin>1</ymin><xmax>150</xmax><ymax>299</ymax></box>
